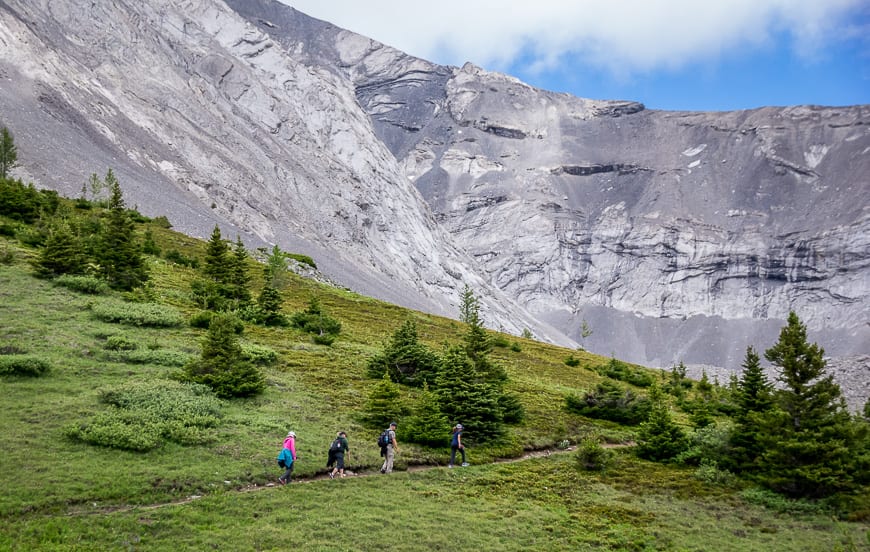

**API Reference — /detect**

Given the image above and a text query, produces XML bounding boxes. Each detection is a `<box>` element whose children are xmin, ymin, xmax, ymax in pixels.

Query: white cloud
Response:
<box><xmin>280</xmin><ymin>0</ymin><xmax>865</xmax><ymax>75</ymax></box>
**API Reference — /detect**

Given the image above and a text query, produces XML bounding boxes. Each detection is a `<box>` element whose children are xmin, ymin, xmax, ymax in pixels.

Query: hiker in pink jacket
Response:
<box><xmin>277</xmin><ymin>431</ymin><xmax>297</xmax><ymax>485</ymax></box>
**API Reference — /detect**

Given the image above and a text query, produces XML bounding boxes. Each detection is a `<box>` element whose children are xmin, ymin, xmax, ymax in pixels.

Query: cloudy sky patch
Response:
<box><xmin>281</xmin><ymin>0</ymin><xmax>869</xmax><ymax>110</ymax></box>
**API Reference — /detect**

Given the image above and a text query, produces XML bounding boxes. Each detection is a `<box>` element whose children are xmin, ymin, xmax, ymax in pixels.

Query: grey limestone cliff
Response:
<box><xmin>1</xmin><ymin>0</ymin><xmax>867</xmax><ymax>408</ymax></box>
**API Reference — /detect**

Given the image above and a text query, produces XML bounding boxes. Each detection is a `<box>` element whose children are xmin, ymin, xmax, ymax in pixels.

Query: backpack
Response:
<box><xmin>329</xmin><ymin>437</ymin><xmax>343</xmax><ymax>452</ymax></box>
<box><xmin>377</xmin><ymin>430</ymin><xmax>391</xmax><ymax>448</ymax></box>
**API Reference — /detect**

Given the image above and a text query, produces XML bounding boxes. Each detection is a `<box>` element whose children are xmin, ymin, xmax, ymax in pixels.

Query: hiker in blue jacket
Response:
<box><xmin>448</xmin><ymin>424</ymin><xmax>469</xmax><ymax>468</ymax></box>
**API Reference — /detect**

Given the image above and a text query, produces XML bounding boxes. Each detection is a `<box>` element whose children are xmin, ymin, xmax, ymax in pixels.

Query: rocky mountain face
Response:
<box><xmin>0</xmin><ymin>0</ymin><xmax>571</xmax><ymax>345</ymax></box>
<box><xmin>1</xmin><ymin>0</ymin><xmax>867</xmax><ymax>409</ymax></box>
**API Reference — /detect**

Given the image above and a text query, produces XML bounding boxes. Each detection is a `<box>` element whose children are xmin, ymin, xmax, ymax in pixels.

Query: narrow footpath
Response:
<box><xmin>66</xmin><ymin>443</ymin><xmax>632</xmax><ymax>517</ymax></box>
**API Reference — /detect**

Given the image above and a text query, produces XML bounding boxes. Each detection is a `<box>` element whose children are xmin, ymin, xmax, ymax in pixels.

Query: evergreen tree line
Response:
<box><xmin>570</xmin><ymin>312</ymin><xmax>869</xmax><ymax>500</ymax></box>
<box><xmin>364</xmin><ymin>286</ymin><xmax>523</xmax><ymax>446</ymax></box>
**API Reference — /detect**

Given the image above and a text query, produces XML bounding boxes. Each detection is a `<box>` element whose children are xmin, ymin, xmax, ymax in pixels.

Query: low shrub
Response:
<box><xmin>509</xmin><ymin>341</ymin><xmax>521</xmax><ymax>352</ymax></box>
<box><xmin>65</xmin><ymin>380</ymin><xmax>222</xmax><ymax>451</ymax></box>
<box><xmin>491</xmin><ymin>335</ymin><xmax>510</xmax><ymax>348</ymax></box>
<box><xmin>739</xmin><ymin>487</ymin><xmax>832</xmax><ymax>515</ymax></box>
<box><xmin>675</xmin><ymin>422</ymin><xmax>734</xmax><ymax>468</ymax></box>
<box><xmin>151</xmin><ymin>215</ymin><xmax>172</xmax><ymax>228</ymax></box>
<box><xmin>565</xmin><ymin>381</ymin><xmax>651</xmax><ymax>425</ymax></box>
<box><xmin>287</xmin><ymin>253</ymin><xmax>316</xmax><ymax>269</ymax></box>
<box><xmin>576</xmin><ymin>435</ymin><xmax>614</xmax><ymax>471</ymax></box>
<box><xmin>54</xmin><ymin>274</ymin><xmax>110</xmax><ymax>295</ymax></box>
<box><xmin>107</xmin><ymin>349</ymin><xmax>193</xmax><ymax>367</ymax></box>
<box><xmin>241</xmin><ymin>343</ymin><xmax>278</xmax><ymax>366</ymax></box>
<box><xmin>693</xmin><ymin>459</ymin><xmax>736</xmax><ymax>486</ymax></box>
<box><xmin>91</xmin><ymin>299</ymin><xmax>184</xmax><ymax>327</ymax></box>
<box><xmin>564</xmin><ymin>355</ymin><xmax>581</xmax><ymax>367</ymax></box>
<box><xmin>0</xmin><ymin>355</ymin><xmax>51</xmax><ymax>377</ymax></box>
<box><xmin>312</xmin><ymin>333</ymin><xmax>336</xmax><ymax>346</ymax></box>
<box><xmin>189</xmin><ymin>310</ymin><xmax>214</xmax><ymax>329</ymax></box>
<box><xmin>595</xmin><ymin>357</ymin><xmax>654</xmax><ymax>387</ymax></box>
<box><xmin>164</xmin><ymin>249</ymin><xmax>199</xmax><ymax>269</ymax></box>
<box><xmin>104</xmin><ymin>334</ymin><xmax>138</xmax><ymax>351</ymax></box>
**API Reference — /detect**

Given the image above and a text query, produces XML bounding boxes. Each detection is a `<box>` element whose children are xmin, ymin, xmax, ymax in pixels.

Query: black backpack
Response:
<box><xmin>377</xmin><ymin>430</ymin><xmax>391</xmax><ymax>448</ymax></box>
<box><xmin>329</xmin><ymin>437</ymin><xmax>343</xmax><ymax>452</ymax></box>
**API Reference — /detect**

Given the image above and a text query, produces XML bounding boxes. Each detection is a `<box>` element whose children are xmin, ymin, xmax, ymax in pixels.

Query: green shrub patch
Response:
<box><xmin>52</xmin><ymin>274</ymin><xmax>110</xmax><ymax>295</ymax></box>
<box><xmin>0</xmin><ymin>355</ymin><xmax>51</xmax><ymax>377</ymax></box>
<box><xmin>91</xmin><ymin>299</ymin><xmax>184</xmax><ymax>327</ymax></box>
<box><xmin>66</xmin><ymin>380</ymin><xmax>222</xmax><ymax>451</ymax></box>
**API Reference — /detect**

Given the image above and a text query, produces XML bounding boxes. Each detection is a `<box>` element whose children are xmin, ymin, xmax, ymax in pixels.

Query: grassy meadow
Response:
<box><xmin>0</xmin><ymin>217</ymin><xmax>867</xmax><ymax>551</ymax></box>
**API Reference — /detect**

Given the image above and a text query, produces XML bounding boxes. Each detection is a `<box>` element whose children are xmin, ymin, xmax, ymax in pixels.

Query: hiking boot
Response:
<box><xmin>380</xmin><ymin>468</ymin><xmax>386</xmax><ymax>474</ymax></box>
<box><xmin>328</xmin><ymin>472</ymin><xmax>335</xmax><ymax>479</ymax></box>
<box><xmin>340</xmin><ymin>473</ymin><xmax>346</xmax><ymax>478</ymax></box>
<box><xmin>448</xmin><ymin>464</ymin><xmax>454</xmax><ymax>468</ymax></box>
<box><xmin>277</xmin><ymin>478</ymin><xmax>286</xmax><ymax>485</ymax></box>
<box><xmin>461</xmin><ymin>462</ymin><xmax>470</xmax><ymax>467</ymax></box>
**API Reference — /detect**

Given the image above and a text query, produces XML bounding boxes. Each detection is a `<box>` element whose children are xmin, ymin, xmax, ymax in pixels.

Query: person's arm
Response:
<box><xmin>391</xmin><ymin>432</ymin><xmax>399</xmax><ymax>452</ymax></box>
<box><xmin>457</xmin><ymin>432</ymin><xmax>462</xmax><ymax>448</ymax></box>
<box><xmin>290</xmin><ymin>439</ymin><xmax>297</xmax><ymax>460</ymax></box>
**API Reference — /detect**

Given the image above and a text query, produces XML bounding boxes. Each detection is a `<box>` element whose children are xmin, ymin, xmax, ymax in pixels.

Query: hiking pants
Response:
<box><xmin>381</xmin><ymin>445</ymin><xmax>395</xmax><ymax>473</ymax></box>
<box><xmin>450</xmin><ymin>445</ymin><xmax>466</xmax><ymax>466</ymax></box>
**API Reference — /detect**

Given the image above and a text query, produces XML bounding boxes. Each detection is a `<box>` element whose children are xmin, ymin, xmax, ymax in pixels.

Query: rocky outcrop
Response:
<box><xmin>1</xmin><ymin>0</ymin><xmax>867</xmax><ymax>408</ymax></box>
<box><xmin>0</xmin><ymin>0</ymin><xmax>571</xmax><ymax>345</ymax></box>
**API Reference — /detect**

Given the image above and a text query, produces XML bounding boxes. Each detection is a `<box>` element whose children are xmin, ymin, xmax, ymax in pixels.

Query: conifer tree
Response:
<box><xmin>756</xmin><ymin>312</ymin><xmax>858</xmax><ymax>498</ymax></box>
<box><xmin>290</xmin><ymin>296</ymin><xmax>341</xmax><ymax>344</ymax></box>
<box><xmin>728</xmin><ymin>346</ymin><xmax>773</xmax><ymax>472</ymax></box>
<box><xmin>460</xmin><ymin>286</ymin><xmax>506</xmax><ymax>384</ymax></box>
<box><xmin>0</xmin><ymin>126</ymin><xmax>17</xmax><ymax>179</ymax></box>
<box><xmin>402</xmin><ymin>382</ymin><xmax>450</xmax><ymax>446</ymax></box>
<box><xmin>33</xmin><ymin>222</ymin><xmax>85</xmax><ymax>278</ymax></box>
<box><xmin>226</xmin><ymin>235</ymin><xmax>252</xmax><ymax>305</ymax></box>
<box><xmin>96</xmin><ymin>169</ymin><xmax>147</xmax><ymax>290</ymax></box>
<box><xmin>435</xmin><ymin>345</ymin><xmax>504</xmax><ymax>443</ymax></box>
<box><xmin>366</xmin><ymin>319</ymin><xmax>439</xmax><ymax>386</ymax></box>
<box><xmin>256</xmin><ymin>283</ymin><xmax>287</xmax><ymax>326</ymax></box>
<box><xmin>203</xmin><ymin>225</ymin><xmax>230</xmax><ymax>283</ymax></box>
<box><xmin>636</xmin><ymin>381</ymin><xmax>688</xmax><ymax>462</ymax></box>
<box><xmin>362</xmin><ymin>372</ymin><xmax>409</xmax><ymax>429</ymax></box>
<box><xmin>182</xmin><ymin>313</ymin><xmax>264</xmax><ymax>398</ymax></box>
<box><xmin>458</xmin><ymin>284</ymin><xmax>479</xmax><ymax>324</ymax></box>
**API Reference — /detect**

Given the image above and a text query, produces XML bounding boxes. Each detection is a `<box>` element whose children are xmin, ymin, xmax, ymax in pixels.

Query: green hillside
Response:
<box><xmin>0</xmin><ymin>179</ymin><xmax>868</xmax><ymax>550</ymax></box>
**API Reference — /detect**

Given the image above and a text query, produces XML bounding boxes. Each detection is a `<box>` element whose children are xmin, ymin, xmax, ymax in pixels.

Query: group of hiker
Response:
<box><xmin>276</xmin><ymin>422</ymin><xmax>468</xmax><ymax>484</ymax></box>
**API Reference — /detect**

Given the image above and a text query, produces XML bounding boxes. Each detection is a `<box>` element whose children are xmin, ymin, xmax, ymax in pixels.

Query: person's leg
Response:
<box><xmin>281</xmin><ymin>462</ymin><xmax>294</xmax><ymax>483</ymax></box>
<box><xmin>337</xmin><ymin>453</ymin><xmax>344</xmax><ymax>476</ymax></box>
<box><xmin>449</xmin><ymin>446</ymin><xmax>457</xmax><ymax>467</ymax></box>
<box><xmin>460</xmin><ymin>447</ymin><xmax>467</xmax><ymax>465</ymax></box>
<box><xmin>384</xmin><ymin>446</ymin><xmax>395</xmax><ymax>473</ymax></box>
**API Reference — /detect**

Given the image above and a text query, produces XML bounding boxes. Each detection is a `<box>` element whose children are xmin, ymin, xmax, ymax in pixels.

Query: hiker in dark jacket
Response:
<box><xmin>448</xmin><ymin>424</ymin><xmax>468</xmax><ymax>468</ymax></box>
<box><xmin>327</xmin><ymin>431</ymin><xmax>349</xmax><ymax>479</ymax></box>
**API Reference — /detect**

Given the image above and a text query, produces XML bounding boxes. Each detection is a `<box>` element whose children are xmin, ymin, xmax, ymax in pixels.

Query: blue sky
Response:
<box><xmin>282</xmin><ymin>0</ymin><xmax>869</xmax><ymax>111</ymax></box>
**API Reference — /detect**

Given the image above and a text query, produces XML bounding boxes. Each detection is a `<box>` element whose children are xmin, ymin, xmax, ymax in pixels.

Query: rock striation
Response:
<box><xmin>0</xmin><ymin>0</ymin><xmax>867</xmax><ymax>409</ymax></box>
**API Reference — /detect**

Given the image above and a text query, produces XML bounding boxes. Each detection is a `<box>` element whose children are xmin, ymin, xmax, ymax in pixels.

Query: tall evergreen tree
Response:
<box><xmin>756</xmin><ymin>312</ymin><xmax>858</xmax><ymax>498</ymax></box>
<box><xmin>203</xmin><ymin>225</ymin><xmax>231</xmax><ymax>283</ymax></box>
<box><xmin>402</xmin><ymin>382</ymin><xmax>451</xmax><ymax>447</ymax></box>
<box><xmin>728</xmin><ymin>346</ymin><xmax>773</xmax><ymax>472</ymax></box>
<box><xmin>435</xmin><ymin>345</ymin><xmax>504</xmax><ymax>443</ymax></box>
<box><xmin>362</xmin><ymin>372</ymin><xmax>409</xmax><ymax>429</ymax></box>
<box><xmin>96</xmin><ymin>169</ymin><xmax>147</xmax><ymax>290</ymax></box>
<box><xmin>226</xmin><ymin>235</ymin><xmax>252</xmax><ymax>305</ymax></box>
<box><xmin>33</xmin><ymin>222</ymin><xmax>85</xmax><ymax>278</ymax></box>
<box><xmin>0</xmin><ymin>126</ymin><xmax>17</xmax><ymax>179</ymax></box>
<box><xmin>366</xmin><ymin>319</ymin><xmax>439</xmax><ymax>386</ymax></box>
<box><xmin>256</xmin><ymin>283</ymin><xmax>287</xmax><ymax>326</ymax></box>
<box><xmin>458</xmin><ymin>284</ymin><xmax>479</xmax><ymax>324</ymax></box>
<box><xmin>459</xmin><ymin>286</ymin><xmax>506</xmax><ymax>384</ymax></box>
<box><xmin>636</xmin><ymin>382</ymin><xmax>688</xmax><ymax>462</ymax></box>
<box><xmin>182</xmin><ymin>313</ymin><xmax>264</xmax><ymax>398</ymax></box>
